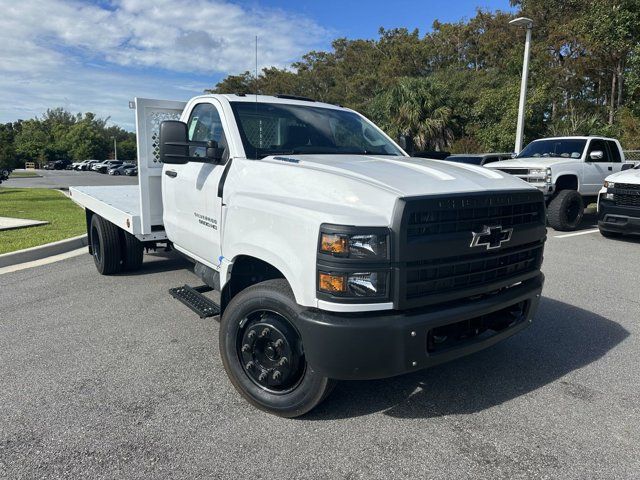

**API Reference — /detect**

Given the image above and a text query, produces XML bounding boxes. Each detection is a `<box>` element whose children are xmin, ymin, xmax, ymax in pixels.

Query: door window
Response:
<box><xmin>187</xmin><ymin>103</ymin><xmax>229</xmax><ymax>160</ymax></box>
<box><xmin>607</xmin><ymin>141</ymin><xmax>621</xmax><ymax>162</ymax></box>
<box><xmin>587</xmin><ymin>139</ymin><xmax>609</xmax><ymax>162</ymax></box>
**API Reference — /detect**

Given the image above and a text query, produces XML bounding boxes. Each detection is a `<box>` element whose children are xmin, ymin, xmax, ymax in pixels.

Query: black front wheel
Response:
<box><xmin>547</xmin><ymin>190</ymin><xmax>584</xmax><ymax>231</ymax></box>
<box><xmin>219</xmin><ymin>279</ymin><xmax>335</xmax><ymax>417</ymax></box>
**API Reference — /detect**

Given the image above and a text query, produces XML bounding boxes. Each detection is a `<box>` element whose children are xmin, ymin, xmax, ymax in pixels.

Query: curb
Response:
<box><xmin>0</xmin><ymin>234</ymin><xmax>88</xmax><ymax>268</ymax></box>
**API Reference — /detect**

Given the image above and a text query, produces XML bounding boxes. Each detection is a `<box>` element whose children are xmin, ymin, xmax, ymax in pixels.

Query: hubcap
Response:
<box><xmin>237</xmin><ymin>311</ymin><xmax>304</xmax><ymax>393</ymax></box>
<box><xmin>566</xmin><ymin>198</ymin><xmax>581</xmax><ymax>223</ymax></box>
<box><xmin>91</xmin><ymin>225</ymin><xmax>101</xmax><ymax>263</ymax></box>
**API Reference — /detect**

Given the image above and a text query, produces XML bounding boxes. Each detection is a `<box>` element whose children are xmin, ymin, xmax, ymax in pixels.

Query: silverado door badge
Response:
<box><xmin>470</xmin><ymin>225</ymin><xmax>513</xmax><ymax>250</ymax></box>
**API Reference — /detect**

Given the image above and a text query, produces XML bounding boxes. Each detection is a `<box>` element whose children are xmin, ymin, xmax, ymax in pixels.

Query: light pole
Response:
<box><xmin>111</xmin><ymin>136</ymin><xmax>118</xmax><ymax>160</ymax></box>
<box><xmin>510</xmin><ymin>17</ymin><xmax>533</xmax><ymax>154</ymax></box>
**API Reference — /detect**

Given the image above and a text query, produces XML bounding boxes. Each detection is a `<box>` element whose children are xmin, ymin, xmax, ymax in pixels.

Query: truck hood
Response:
<box><xmin>486</xmin><ymin>157</ymin><xmax>576</xmax><ymax>169</ymax></box>
<box><xmin>606</xmin><ymin>167</ymin><xmax>640</xmax><ymax>184</ymax></box>
<box><xmin>261</xmin><ymin>154</ymin><xmax>534</xmax><ymax>196</ymax></box>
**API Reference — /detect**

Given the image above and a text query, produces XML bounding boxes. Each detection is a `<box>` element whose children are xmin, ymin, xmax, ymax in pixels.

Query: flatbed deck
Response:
<box><xmin>69</xmin><ymin>185</ymin><xmax>167</xmax><ymax>241</ymax></box>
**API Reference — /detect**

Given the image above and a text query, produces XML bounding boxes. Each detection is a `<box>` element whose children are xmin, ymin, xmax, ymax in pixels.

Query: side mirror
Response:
<box><xmin>621</xmin><ymin>163</ymin><xmax>634</xmax><ymax>171</ymax></box>
<box><xmin>589</xmin><ymin>150</ymin><xmax>603</xmax><ymax>161</ymax></box>
<box><xmin>159</xmin><ymin>121</ymin><xmax>189</xmax><ymax>164</ymax></box>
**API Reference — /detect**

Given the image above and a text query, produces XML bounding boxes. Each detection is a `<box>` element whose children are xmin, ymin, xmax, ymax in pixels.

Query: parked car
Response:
<box><xmin>44</xmin><ymin>159</ymin><xmax>71</xmax><ymax>170</ymax></box>
<box><xmin>94</xmin><ymin>160</ymin><xmax>123</xmax><ymax>173</ymax></box>
<box><xmin>124</xmin><ymin>166</ymin><xmax>138</xmax><ymax>176</ymax></box>
<box><xmin>108</xmin><ymin>164</ymin><xmax>136</xmax><ymax>175</ymax></box>
<box><xmin>444</xmin><ymin>153</ymin><xmax>512</xmax><ymax>166</ymax></box>
<box><xmin>597</xmin><ymin>163</ymin><xmax>640</xmax><ymax>238</ymax></box>
<box><xmin>70</xmin><ymin>94</ymin><xmax>547</xmax><ymax>417</ymax></box>
<box><xmin>81</xmin><ymin>160</ymin><xmax>100</xmax><ymax>171</ymax></box>
<box><xmin>73</xmin><ymin>160</ymin><xmax>92</xmax><ymax>170</ymax></box>
<box><xmin>485</xmin><ymin>136</ymin><xmax>634</xmax><ymax>231</ymax></box>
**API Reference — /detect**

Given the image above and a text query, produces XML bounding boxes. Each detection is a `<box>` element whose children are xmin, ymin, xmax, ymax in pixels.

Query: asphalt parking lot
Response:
<box><xmin>1</xmin><ymin>220</ymin><xmax>639</xmax><ymax>479</ymax></box>
<box><xmin>3</xmin><ymin>169</ymin><xmax>137</xmax><ymax>189</ymax></box>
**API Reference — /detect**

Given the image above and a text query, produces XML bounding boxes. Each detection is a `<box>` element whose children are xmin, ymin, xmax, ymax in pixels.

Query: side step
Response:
<box><xmin>169</xmin><ymin>284</ymin><xmax>220</xmax><ymax>319</ymax></box>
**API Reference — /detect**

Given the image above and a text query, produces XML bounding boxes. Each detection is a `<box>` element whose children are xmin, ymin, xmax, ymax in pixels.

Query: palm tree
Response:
<box><xmin>371</xmin><ymin>77</ymin><xmax>455</xmax><ymax>151</ymax></box>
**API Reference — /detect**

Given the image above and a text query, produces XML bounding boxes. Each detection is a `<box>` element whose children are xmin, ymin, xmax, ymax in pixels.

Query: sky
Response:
<box><xmin>0</xmin><ymin>0</ymin><xmax>515</xmax><ymax>130</ymax></box>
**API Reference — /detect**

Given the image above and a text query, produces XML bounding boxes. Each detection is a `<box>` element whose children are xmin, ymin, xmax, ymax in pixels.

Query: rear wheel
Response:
<box><xmin>120</xmin><ymin>230</ymin><xmax>144</xmax><ymax>271</ymax></box>
<box><xmin>90</xmin><ymin>215</ymin><xmax>122</xmax><ymax>275</ymax></box>
<box><xmin>219</xmin><ymin>279</ymin><xmax>335</xmax><ymax>417</ymax></box>
<box><xmin>547</xmin><ymin>190</ymin><xmax>584</xmax><ymax>231</ymax></box>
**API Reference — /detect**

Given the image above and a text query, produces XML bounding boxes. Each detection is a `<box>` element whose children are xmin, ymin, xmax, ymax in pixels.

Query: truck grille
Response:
<box><xmin>615</xmin><ymin>183</ymin><xmax>640</xmax><ymax>190</ymax></box>
<box><xmin>612</xmin><ymin>183</ymin><xmax>640</xmax><ymax>207</ymax></box>
<box><xmin>614</xmin><ymin>193</ymin><xmax>640</xmax><ymax>207</ymax></box>
<box><xmin>495</xmin><ymin>168</ymin><xmax>529</xmax><ymax>176</ymax></box>
<box><xmin>406</xmin><ymin>196</ymin><xmax>542</xmax><ymax>237</ymax></box>
<box><xmin>394</xmin><ymin>190</ymin><xmax>546</xmax><ymax>309</ymax></box>
<box><xmin>405</xmin><ymin>242</ymin><xmax>543</xmax><ymax>300</ymax></box>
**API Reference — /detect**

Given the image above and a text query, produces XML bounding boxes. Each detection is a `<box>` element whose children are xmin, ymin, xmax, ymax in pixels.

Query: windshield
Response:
<box><xmin>230</xmin><ymin>102</ymin><xmax>404</xmax><ymax>160</ymax></box>
<box><xmin>518</xmin><ymin>139</ymin><xmax>587</xmax><ymax>159</ymax></box>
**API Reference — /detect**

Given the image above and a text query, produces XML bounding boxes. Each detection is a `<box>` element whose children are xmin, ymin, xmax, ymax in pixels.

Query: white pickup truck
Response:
<box><xmin>70</xmin><ymin>94</ymin><xmax>547</xmax><ymax>417</ymax></box>
<box><xmin>598</xmin><ymin>164</ymin><xmax>640</xmax><ymax>237</ymax></box>
<box><xmin>486</xmin><ymin>136</ymin><xmax>633</xmax><ymax>231</ymax></box>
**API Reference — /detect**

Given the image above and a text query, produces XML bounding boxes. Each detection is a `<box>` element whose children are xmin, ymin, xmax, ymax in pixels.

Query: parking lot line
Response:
<box><xmin>0</xmin><ymin>247</ymin><xmax>86</xmax><ymax>275</ymax></box>
<box><xmin>554</xmin><ymin>228</ymin><xmax>599</xmax><ymax>239</ymax></box>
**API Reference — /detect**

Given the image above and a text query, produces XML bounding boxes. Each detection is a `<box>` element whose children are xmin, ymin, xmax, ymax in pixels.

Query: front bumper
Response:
<box><xmin>297</xmin><ymin>273</ymin><xmax>544</xmax><ymax>380</ymax></box>
<box><xmin>598</xmin><ymin>198</ymin><xmax>640</xmax><ymax>234</ymax></box>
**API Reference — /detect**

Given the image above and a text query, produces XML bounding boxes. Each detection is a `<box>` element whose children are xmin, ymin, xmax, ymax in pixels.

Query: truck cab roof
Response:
<box><xmin>190</xmin><ymin>93</ymin><xmax>346</xmax><ymax>111</ymax></box>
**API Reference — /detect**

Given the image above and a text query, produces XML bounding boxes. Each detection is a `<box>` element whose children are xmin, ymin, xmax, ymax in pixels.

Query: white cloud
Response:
<box><xmin>0</xmin><ymin>0</ymin><xmax>329</xmax><ymax>128</ymax></box>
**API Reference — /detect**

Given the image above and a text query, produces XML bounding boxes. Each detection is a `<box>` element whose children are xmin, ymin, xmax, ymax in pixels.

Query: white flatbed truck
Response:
<box><xmin>71</xmin><ymin>94</ymin><xmax>547</xmax><ymax>417</ymax></box>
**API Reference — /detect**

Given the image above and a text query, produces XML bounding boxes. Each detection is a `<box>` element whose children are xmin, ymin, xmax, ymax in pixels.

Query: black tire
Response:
<box><xmin>90</xmin><ymin>215</ymin><xmax>122</xmax><ymax>275</ymax></box>
<box><xmin>113</xmin><ymin>171</ymin><xmax>120</xmax><ymax>176</ymax></box>
<box><xmin>120</xmin><ymin>230</ymin><xmax>144</xmax><ymax>271</ymax></box>
<box><xmin>547</xmin><ymin>190</ymin><xmax>584</xmax><ymax>231</ymax></box>
<box><xmin>599</xmin><ymin>228</ymin><xmax>622</xmax><ymax>238</ymax></box>
<box><xmin>219</xmin><ymin>279</ymin><xmax>335</xmax><ymax>418</ymax></box>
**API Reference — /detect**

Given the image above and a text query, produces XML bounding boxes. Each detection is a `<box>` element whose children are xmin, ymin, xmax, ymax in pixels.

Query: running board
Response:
<box><xmin>169</xmin><ymin>284</ymin><xmax>220</xmax><ymax>318</ymax></box>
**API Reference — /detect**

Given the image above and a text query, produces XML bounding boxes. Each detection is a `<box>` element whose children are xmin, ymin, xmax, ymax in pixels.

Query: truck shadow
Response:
<box><xmin>115</xmin><ymin>251</ymin><xmax>191</xmax><ymax>276</ymax></box>
<box><xmin>307</xmin><ymin>297</ymin><xmax>629</xmax><ymax>420</ymax></box>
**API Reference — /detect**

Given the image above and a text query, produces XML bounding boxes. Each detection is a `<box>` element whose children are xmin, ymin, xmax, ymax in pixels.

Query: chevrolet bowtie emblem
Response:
<box><xmin>470</xmin><ymin>225</ymin><xmax>513</xmax><ymax>250</ymax></box>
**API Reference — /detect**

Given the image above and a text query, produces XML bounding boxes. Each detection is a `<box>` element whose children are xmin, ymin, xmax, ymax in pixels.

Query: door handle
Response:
<box><xmin>608</xmin><ymin>166</ymin><xmax>613</xmax><ymax>171</ymax></box>
<box><xmin>165</xmin><ymin>170</ymin><xmax>177</xmax><ymax>178</ymax></box>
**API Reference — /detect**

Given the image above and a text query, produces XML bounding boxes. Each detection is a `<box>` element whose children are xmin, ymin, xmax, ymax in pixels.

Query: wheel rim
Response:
<box><xmin>236</xmin><ymin>310</ymin><xmax>305</xmax><ymax>394</ymax></box>
<box><xmin>91</xmin><ymin>225</ymin><xmax>102</xmax><ymax>264</ymax></box>
<box><xmin>566</xmin><ymin>197</ymin><xmax>582</xmax><ymax>224</ymax></box>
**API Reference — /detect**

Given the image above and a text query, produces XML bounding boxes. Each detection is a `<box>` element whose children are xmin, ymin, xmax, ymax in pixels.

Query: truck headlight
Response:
<box><xmin>317</xmin><ymin>225</ymin><xmax>391</xmax><ymax>302</ymax></box>
<box><xmin>319</xmin><ymin>229</ymin><xmax>388</xmax><ymax>260</ymax></box>
<box><xmin>604</xmin><ymin>180</ymin><xmax>615</xmax><ymax>200</ymax></box>
<box><xmin>318</xmin><ymin>271</ymin><xmax>388</xmax><ymax>297</ymax></box>
<box><xmin>529</xmin><ymin>168</ymin><xmax>552</xmax><ymax>183</ymax></box>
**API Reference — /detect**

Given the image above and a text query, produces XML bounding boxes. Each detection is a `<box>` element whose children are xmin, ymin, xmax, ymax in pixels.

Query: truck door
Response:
<box><xmin>607</xmin><ymin>139</ymin><xmax>624</xmax><ymax>174</ymax></box>
<box><xmin>162</xmin><ymin>101</ymin><xmax>230</xmax><ymax>268</ymax></box>
<box><xmin>583</xmin><ymin>139</ymin><xmax>613</xmax><ymax>195</ymax></box>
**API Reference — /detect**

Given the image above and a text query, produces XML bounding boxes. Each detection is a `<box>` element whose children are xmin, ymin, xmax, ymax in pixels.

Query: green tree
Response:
<box><xmin>370</xmin><ymin>77</ymin><xmax>455</xmax><ymax>151</ymax></box>
<box><xmin>63</xmin><ymin>113</ymin><xmax>109</xmax><ymax>161</ymax></box>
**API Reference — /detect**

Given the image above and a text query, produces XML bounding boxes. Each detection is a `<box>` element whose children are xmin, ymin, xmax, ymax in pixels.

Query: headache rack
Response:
<box><xmin>392</xmin><ymin>190</ymin><xmax>546</xmax><ymax>309</ymax></box>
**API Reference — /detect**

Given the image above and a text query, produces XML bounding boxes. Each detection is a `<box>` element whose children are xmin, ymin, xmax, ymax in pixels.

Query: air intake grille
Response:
<box><xmin>405</xmin><ymin>242</ymin><xmax>543</xmax><ymax>300</ymax></box>
<box><xmin>395</xmin><ymin>190</ymin><xmax>546</xmax><ymax>309</ymax></box>
<box><xmin>406</xmin><ymin>192</ymin><xmax>544</xmax><ymax>238</ymax></box>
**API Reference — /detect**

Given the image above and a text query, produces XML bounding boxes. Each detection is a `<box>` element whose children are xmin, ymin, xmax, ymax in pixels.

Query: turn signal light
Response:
<box><xmin>318</xmin><ymin>272</ymin><xmax>347</xmax><ymax>293</ymax></box>
<box><xmin>320</xmin><ymin>233</ymin><xmax>348</xmax><ymax>255</ymax></box>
